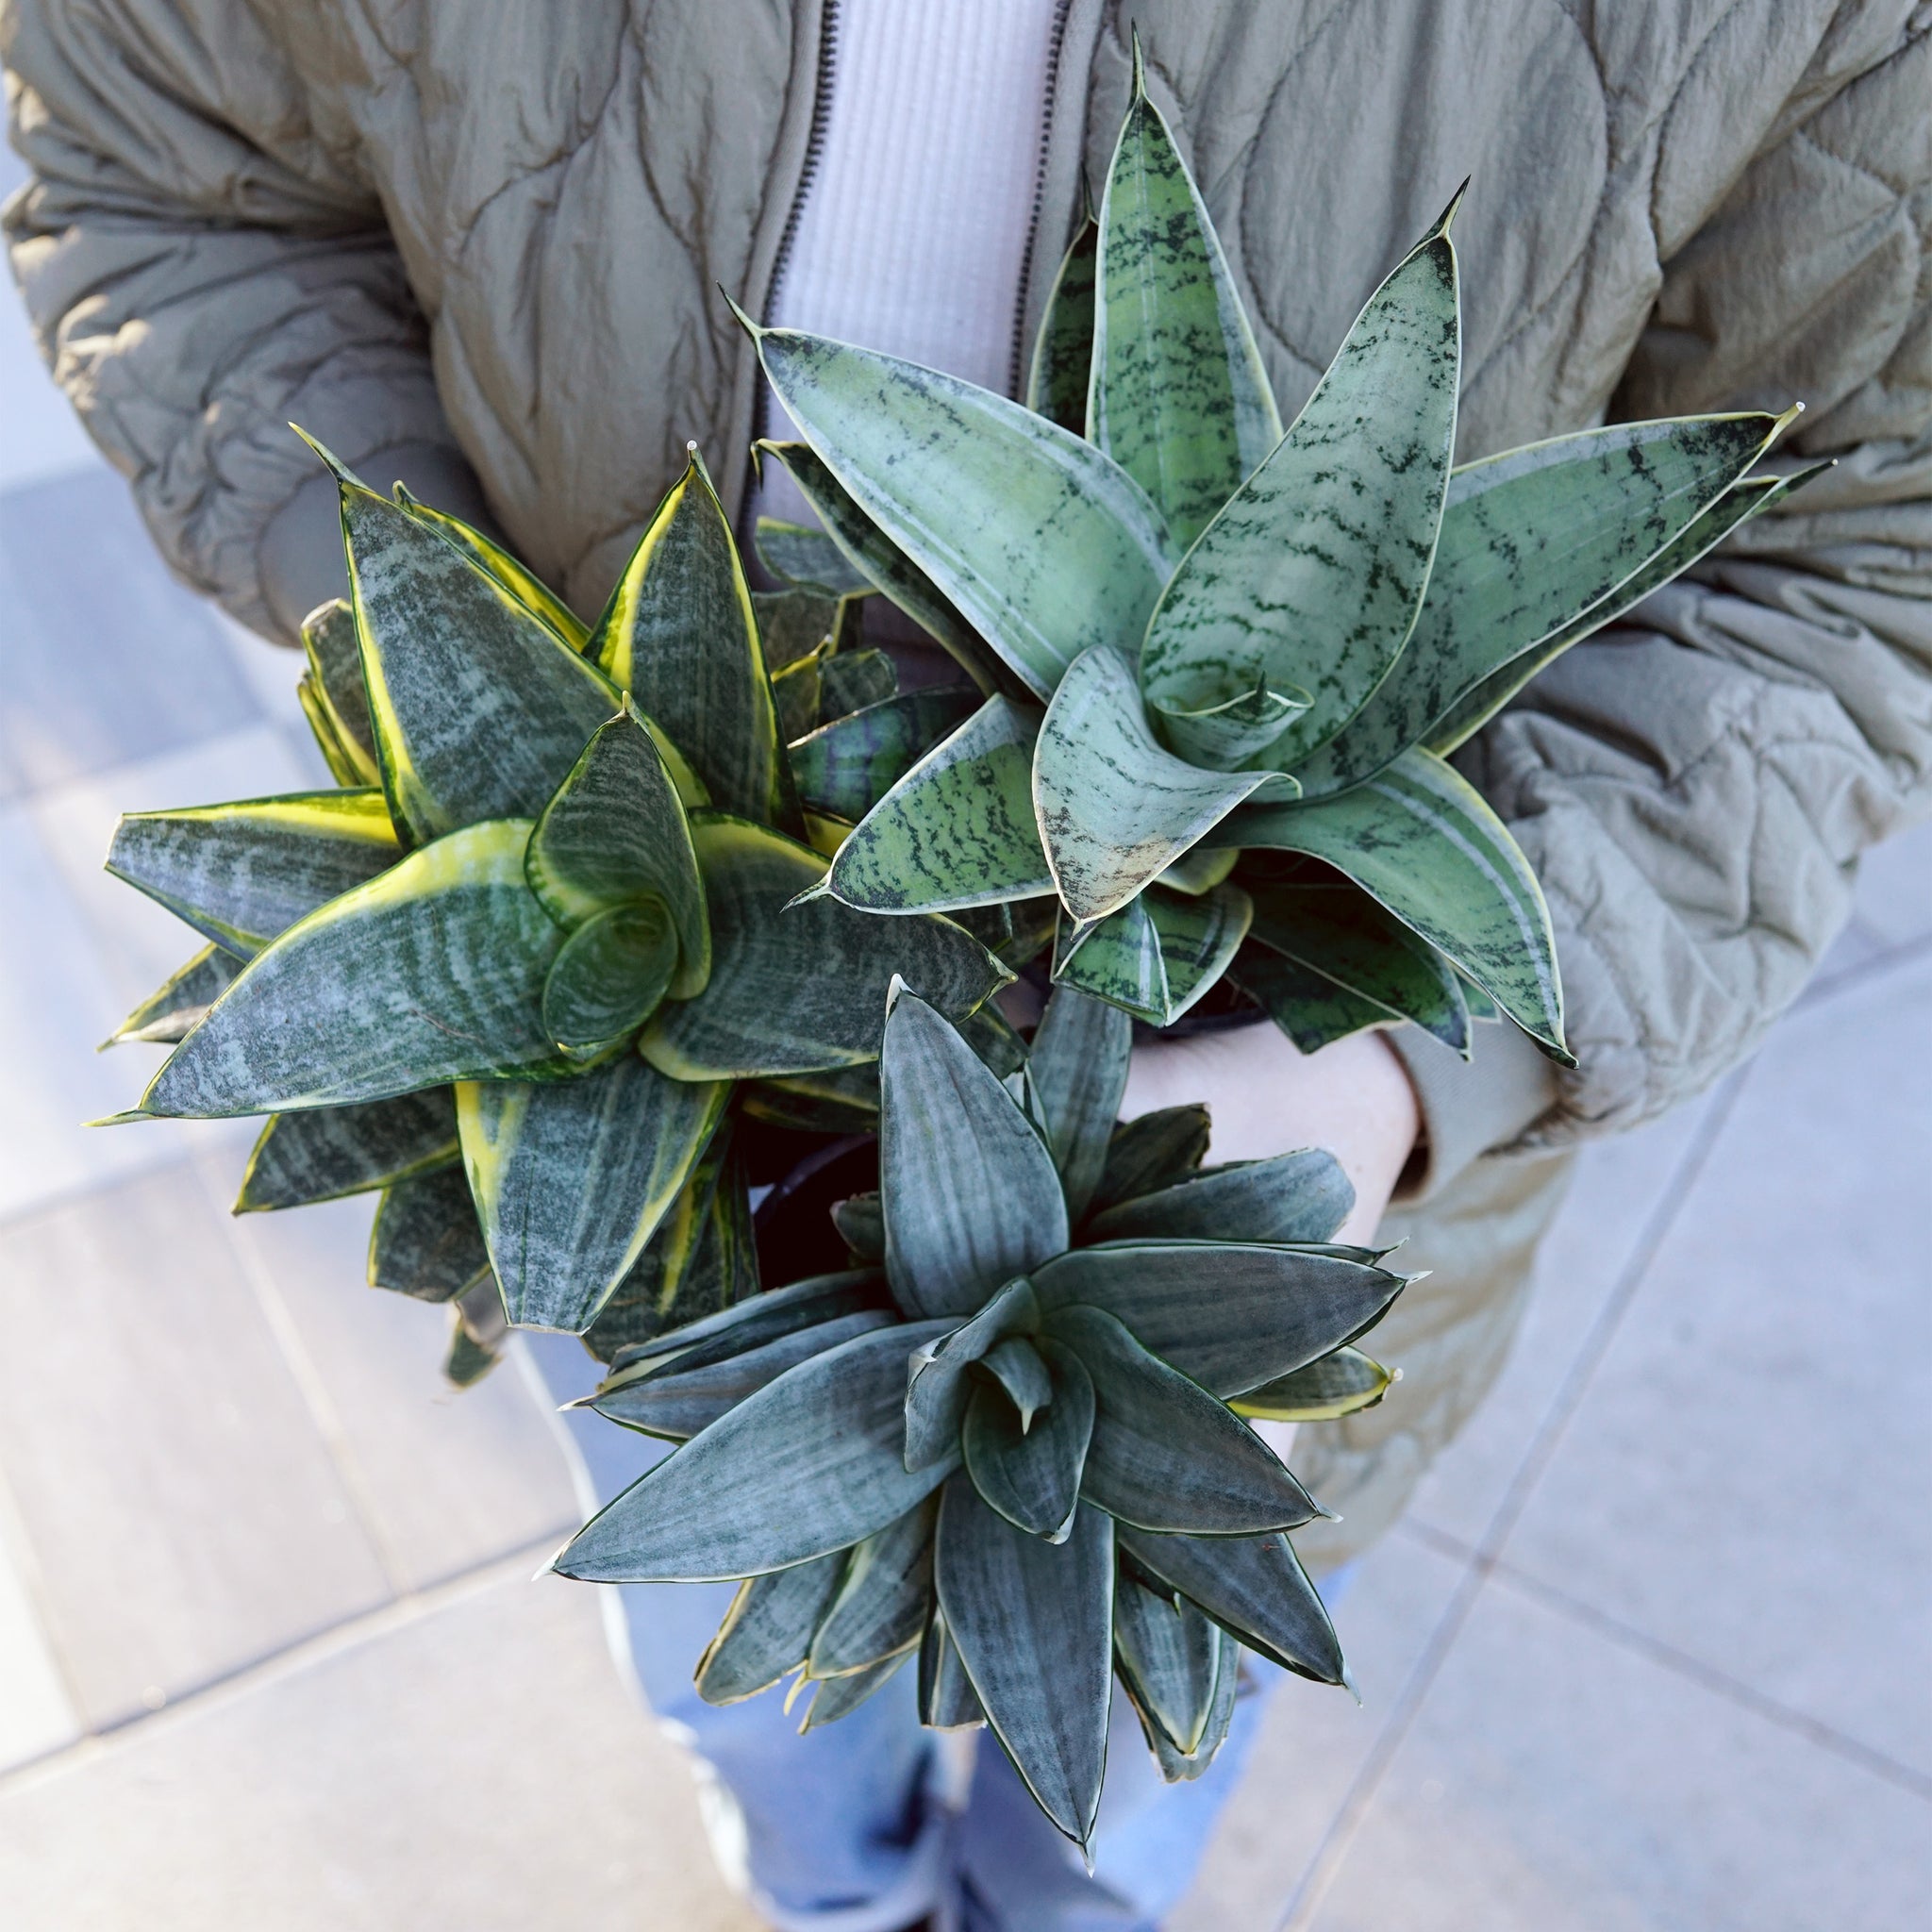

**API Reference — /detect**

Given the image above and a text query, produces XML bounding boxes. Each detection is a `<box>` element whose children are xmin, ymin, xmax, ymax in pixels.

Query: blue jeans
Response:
<box><xmin>523</xmin><ymin>1333</ymin><xmax>1312</xmax><ymax>1932</ymax></box>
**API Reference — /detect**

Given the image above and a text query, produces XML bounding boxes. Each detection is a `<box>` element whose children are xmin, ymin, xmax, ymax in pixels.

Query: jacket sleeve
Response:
<box><xmin>1</xmin><ymin>0</ymin><xmax>484</xmax><ymax>640</ymax></box>
<box><xmin>1457</xmin><ymin>22</ymin><xmax>1932</xmax><ymax>1153</ymax></box>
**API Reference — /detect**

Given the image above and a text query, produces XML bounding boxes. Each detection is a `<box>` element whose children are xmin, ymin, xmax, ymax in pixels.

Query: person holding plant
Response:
<box><xmin>5</xmin><ymin>4</ymin><xmax>1926</xmax><ymax>1928</ymax></box>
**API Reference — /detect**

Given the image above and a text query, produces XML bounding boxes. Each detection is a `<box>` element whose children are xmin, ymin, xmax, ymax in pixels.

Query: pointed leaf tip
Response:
<box><xmin>783</xmin><ymin>877</ymin><xmax>834</xmax><ymax>910</ymax></box>
<box><xmin>721</xmin><ymin>289</ymin><xmax>764</xmax><ymax>338</ymax></box>
<box><xmin>288</xmin><ymin>424</ymin><xmax>366</xmax><ymax>491</ymax></box>
<box><xmin>1432</xmin><ymin>177</ymin><xmax>1472</xmax><ymax>239</ymax></box>
<box><xmin>1129</xmin><ymin>23</ymin><xmax>1146</xmax><ymax>97</ymax></box>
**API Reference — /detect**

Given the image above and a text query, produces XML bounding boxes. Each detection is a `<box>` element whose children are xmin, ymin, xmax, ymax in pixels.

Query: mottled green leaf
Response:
<box><xmin>1117</xmin><ymin>1526</ymin><xmax>1343</xmax><ymax>1685</ymax></box>
<box><xmin>1139</xmin><ymin>197</ymin><xmax>1461</xmax><ymax>770</ymax></box>
<box><xmin>756</xmin><ymin>521</ymin><xmax>874</xmax><ymax>598</ymax></box>
<box><xmin>589</xmin><ymin>450</ymin><xmax>792</xmax><ymax>829</ymax></box>
<box><xmin>104</xmin><ymin>943</ymin><xmax>242</xmax><ymax>1047</ymax></box>
<box><xmin>142</xmin><ymin>821</ymin><xmax>572</xmax><ymax>1118</ymax></box>
<box><xmin>641</xmin><ymin>816</ymin><xmax>1005</xmax><ymax>1079</ymax></box>
<box><xmin>751</xmin><ymin>326</ymin><xmax>1176</xmax><ymax>701</ymax></box>
<box><xmin>1228</xmin><ymin>942</ymin><xmax>1391</xmax><ymax>1055</ymax></box>
<box><xmin>1246</xmin><ymin>880</ymin><xmax>1469</xmax><ymax>1054</ymax></box>
<box><xmin>752</xmin><ymin>586</ymin><xmax>840</xmax><ymax>678</ymax></box>
<box><xmin>819</xmin><ymin>648</ymin><xmax>897</xmax><ymax>723</ymax></box>
<box><xmin>1087</xmin><ymin>1147</ymin><xmax>1353</xmax><ymax>1246</ymax></box>
<box><xmin>456</xmin><ymin>1056</ymin><xmax>727</xmax><ymax>1331</ymax></box>
<box><xmin>556</xmin><ymin>1319</ymin><xmax>953</xmax><ymax>1582</ymax></box>
<box><xmin>107</xmin><ymin>790</ymin><xmax>399</xmax><ymax>959</ymax></box>
<box><xmin>297</xmin><ymin>674</ymin><xmax>369</xmax><ymax>789</ymax></box>
<box><xmin>236</xmin><ymin>1088</ymin><xmax>459</xmax><ymax>1211</ymax></box>
<box><xmin>443</xmin><ymin>1276</ymin><xmax>508</xmax><ymax>1389</ymax></box>
<box><xmin>1226</xmin><ymin>748</ymin><xmax>1567</xmax><ymax>1058</ymax></box>
<box><xmin>540</xmin><ymin>899</ymin><xmax>679</xmax><ymax>1058</ymax></box>
<box><xmin>770</xmin><ymin>646</ymin><xmax>827</xmax><ymax>744</ymax></box>
<box><xmin>600</xmin><ymin>1268</ymin><xmax>890</xmax><ymax>1384</ymax></box>
<box><xmin>1027</xmin><ymin>985</ymin><xmax>1133</xmax><ymax>1222</ymax></box>
<box><xmin>1090</xmin><ymin>1106</ymin><xmax>1212</xmax><ymax>1217</ymax></box>
<box><xmin>299</xmin><ymin>598</ymin><xmax>379</xmax><ymax>785</ymax></box>
<box><xmin>369</xmin><ymin>1165</ymin><xmax>490</xmax><ymax>1302</ymax></box>
<box><xmin>936</xmin><ymin>1476</ymin><xmax>1114</xmax><ymax>1847</ymax></box>
<box><xmin>302</xmin><ymin>436</ymin><xmax>615</xmax><ymax>844</ymax></box>
<box><xmin>391</xmin><ymin>484</ymin><xmax>589</xmax><ymax>649</ymax></box>
<box><xmin>1033</xmin><ymin>1241</ymin><xmax>1407</xmax><ymax>1395</ymax></box>
<box><xmin>904</xmin><ymin>1279</ymin><xmax>1042</xmax><ymax>1468</ymax></box>
<box><xmin>790</xmin><ymin>688</ymin><xmax>982</xmax><ymax>824</ymax></box>
<box><xmin>880</xmin><ymin>989</ymin><xmax>1067</xmax><ymax>1321</ymax></box>
<box><xmin>1055</xmin><ymin>882</ymin><xmax>1252</xmax><ymax>1027</ymax></box>
<box><xmin>1026</xmin><ymin>204</ymin><xmax>1097</xmax><ymax>436</ymax></box>
<box><xmin>808</xmin><ymin>1496</ymin><xmax>937</xmax><ymax>1677</ymax></box>
<box><xmin>742</xmin><ymin>1065</ymin><xmax>880</xmax><ymax>1135</ymax></box>
<box><xmin>1294</xmin><ymin>414</ymin><xmax>1793</xmax><ymax>796</ymax></box>
<box><xmin>1231</xmin><ymin>1347</ymin><xmax>1395</xmax><ymax>1422</ymax></box>
<box><xmin>918</xmin><ymin>1606</ymin><xmax>988</xmax><ymax>1729</ymax></box>
<box><xmin>1089</xmin><ymin>44</ymin><xmax>1281</xmax><ymax>548</ymax></box>
<box><xmin>1112</xmin><ymin>1570</ymin><xmax>1221</xmax><ymax>1756</ymax></box>
<box><xmin>1036</xmin><ymin>644</ymin><xmax>1267</xmax><ymax>921</ymax></box>
<box><xmin>825</xmin><ymin>696</ymin><xmax>1054</xmax><ymax>914</ymax></box>
<box><xmin>695</xmin><ymin>1554</ymin><xmax>847</xmax><ymax>1705</ymax></box>
<box><xmin>962</xmin><ymin>1337</ymin><xmax>1093</xmax><ymax>1541</ymax></box>
<box><xmin>1048</xmin><ymin>1306</ymin><xmax>1319</xmax><ymax>1533</ymax></box>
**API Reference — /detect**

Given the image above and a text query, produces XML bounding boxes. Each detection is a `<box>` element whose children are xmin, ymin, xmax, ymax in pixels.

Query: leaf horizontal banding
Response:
<box><xmin>790</xmin><ymin>688</ymin><xmax>982</xmax><ymax>824</ymax></box>
<box><xmin>1229</xmin><ymin>941</ymin><xmax>1393</xmax><ymax>1056</ymax></box>
<box><xmin>235</xmin><ymin>1088</ymin><xmax>459</xmax><ymax>1212</ymax></box>
<box><xmin>1026</xmin><ymin>204</ymin><xmax>1098</xmax><ymax>436</ymax></box>
<box><xmin>756</xmin><ymin>518</ymin><xmax>875</xmax><ymax>598</ymax></box>
<box><xmin>105</xmin><ymin>943</ymin><xmax>242</xmax><ymax>1048</ymax></box>
<box><xmin>1053</xmin><ymin>883</ymin><xmax>1252</xmax><ymax>1027</ymax></box>
<box><xmin>107</xmin><ymin>790</ymin><xmax>400</xmax><ymax>959</ymax></box>
<box><xmin>1034</xmin><ymin>644</ymin><xmax>1267</xmax><ymax>923</ymax></box>
<box><xmin>1138</xmin><ymin>192</ymin><xmax>1463</xmax><ymax>773</ymax></box>
<box><xmin>391</xmin><ymin>484</ymin><xmax>589</xmax><ymax>650</ymax></box>
<box><xmin>368</xmin><ymin>1166</ymin><xmax>491</xmax><ymax>1303</ymax></box>
<box><xmin>540</xmin><ymin>899</ymin><xmax>680</xmax><ymax>1058</ymax></box>
<box><xmin>752</xmin><ymin>329</ymin><xmax>1176</xmax><ymax>701</ymax></box>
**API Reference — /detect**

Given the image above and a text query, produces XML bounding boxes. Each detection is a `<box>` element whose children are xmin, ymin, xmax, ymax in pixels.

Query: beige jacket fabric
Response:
<box><xmin>6</xmin><ymin>0</ymin><xmax>1928</xmax><ymax>1558</ymax></box>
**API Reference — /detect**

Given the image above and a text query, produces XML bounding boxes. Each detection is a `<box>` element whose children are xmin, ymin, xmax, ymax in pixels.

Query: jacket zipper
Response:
<box><xmin>1006</xmin><ymin>0</ymin><xmax>1076</xmax><ymax>401</ymax></box>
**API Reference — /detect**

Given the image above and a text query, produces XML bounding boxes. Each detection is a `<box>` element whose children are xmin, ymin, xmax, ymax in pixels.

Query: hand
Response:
<box><xmin>1119</xmin><ymin>1023</ymin><xmax>1420</xmax><ymax>1245</ymax></box>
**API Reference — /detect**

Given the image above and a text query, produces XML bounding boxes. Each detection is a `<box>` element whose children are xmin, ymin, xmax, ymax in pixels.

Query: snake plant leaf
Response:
<box><xmin>1085</xmin><ymin>1147</ymin><xmax>1353</xmax><ymax>1246</ymax></box>
<box><xmin>1293</xmin><ymin>413</ymin><xmax>1794</xmax><ymax>796</ymax></box>
<box><xmin>368</xmin><ymin>1165</ymin><xmax>491</xmax><ymax>1302</ymax></box>
<box><xmin>790</xmin><ymin>688</ymin><xmax>983</xmax><ymax>824</ymax></box>
<box><xmin>695</xmin><ymin>1554</ymin><xmax>848</xmax><ymax>1705</ymax></box>
<box><xmin>1112</xmin><ymin>1571</ymin><xmax>1222</xmax><ymax>1756</ymax></box>
<box><xmin>524</xmin><ymin>700</ymin><xmax>710</xmax><ymax>995</ymax></box>
<box><xmin>299</xmin><ymin>436</ymin><xmax>618</xmax><ymax>844</ymax></box>
<box><xmin>1228</xmin><ymin>941</ymin><xmax>1391</xmax><ymax>1055</ymax></box>
<box><xmin>936</xmin><ymin>1475</ymin><xmax>1114</xmax><ymax>1848</ymax></box>
<box><xmin>1026</xmin><ymin>199</ymin><xmax>1097</xmax><ymax>435</ymax></box>
<box><xmin>961</xmin><ymin>1339</ymin><xmax>1094</xmax><ymax>1541</ymax></box>
<box><xmin>824</xmin><ymin>696</ymin><xmax>1054</xmax><ymax>914</ymax></box>
<box><xmin>771</xmin><ymin>647</ymin><xmax>827</xmax><ymax>745</ymax></box>
<box><xmin>752</xmin><ymin>586</ymin><xmax>840</xmax><ymax>678</ymax></box>
<box><xmin>1036</xmin><ymin>645</ymin><xmax>1268</xmax><ymax>922</ymax></box>
<box><xmin>756</xmin><ymin>441</ymin><xmax>1012</xmax><ymax>700</ymax></box>
<box><xmin>640</xmin><ymin>817</ymin><xmax>1005</xmax><ymax>1080</ymax></box>
<box><xmin>1027</xmin><ymin>985</ymin><xmax>1133</xmax><ymax>1223</ymax></box>
<box><xmin>1230</xmin><ymin>1347</ymin><xmax>1395</xmax><ymax>1423</ymax></box>
<box><xmin>1032</xmin><ymin>1242</ymin><xmax>1407</xmax><ymax>1396</ymax></box>
<box><xmin>1090</xmin><ymin>1107</ymin><xmax>1212</xmax><ymax>1217</ymax></box>
<box><xmin>1424</xmin><ymin>462</ymin><xmax>1827</xmax><ymax>754</ymax></box>
<box><xmin>1141</xmin><ymin>1626</ymin><xmax>1241</xmax><ymax>1782</ymax></box>
<box><xmin>1246</xmin><ymin>880</ymin><xmax>1470</xmax><ymax>1055</ymax></box>
<box><xmin>879</xmin><ymin>988</ymin><xmax>1067</xmax><ymax>1321</ymax></box>
<box><xmin>235</xmin><ymin>1088</ymin><xmax>459</xmax><ymax>1212</ymax></box>
<box><xmin>743</xmin><ymin>1065</ymin><xmax>880</xmax><ymax>1136</ymax></box>
<box><xmin>297</xmin><ymin>675</ymin><xmax>368</xmax><ymax>789</ymax></box>
<box><xmin>1117</xmin><ymin>1526</ymin><xmax>1343</xmax><ymax>1685</ymax></box>
<box><xmin>443</xmin><ymin>1275</ymin><xmax>508</xmax><ymax>1389</ymax></box>
<box><xmin>903</xmin><ymin>1278</ymin><xmax>1041</xmax><ymax>1469</ymax></box>
<box><xmin>1151</xmin><ymin>678</ymin><xmax>1313</xmax><ymax>774</ymax></box>
<box><xmin>540</xmin><ymin>899</ymin><xmax>680</xmax><ymax>1058</ymax></box>
<box><xmin>819</xmin><ymin>649</ymin><xmax>898</xmax><ymax>723</ymax></box>
<box><xmin>106</xmin><ymin>790</ymin><xmax>400</xmax><ymax>959</ymax></box>
<box><xmin>589</xmin><ymin>450</ymin><xmax>792</xmax><ymax>830</ymax></box>
<box><xmin>799</xmin><ymin>1650</ymin><xmax>910</xmax><ymax>1728</ymax></box>
<box><xmin>391</xmin><ymin>483</ymin><xmax>589</xmax><ymax>649</ymax></box>
<box><xmin>1227</xmin><ymin>747</ymin><xmax>1568</xmax><ymax>1059</ymax></box>
<box><xmin>1088</xmin><ymin>42</ymin><xmax>1282</xmax><ymax>549</ymax></box>
<box><xmin>141</xmin><ymin>821</ymin><xmax>573</xmax><ymax>1118</ymax></box>
<box><xmin>750</xmin><ymin>325</ymin><xmax>1177</xmax><ymax>701</ymax></box>
<box><xmin>1139</xmin><ymin>194</ymin><xmax>1461</xmax><ymax>771</ymax></box>
<box><xmin>555</xmin><ymin>1318</ymin><xmax>954</xmax><ymax>1583</ymax></box>
<box><xmin>1047</xmin><ymin>1306</ymin><xmax>1321</xmax><ymax>1534</ymax></box>
<box><xmin>104</xmin><ymin>943</ymin><xmax>242</xmax><ymax>1047</ymax></box>
<box><xmin>1054</xmin><ymin>883</ymin><xmax>1252</xmax><ymax>1027</ymax></box>
<box><xmin>299</xmin><ymin>598</ymin><xmax>379</xmax><ymax>785</ymax></box>
<box><xmin>919</xmin><ymin>1606</ymin><xmax>989</xmax><ymax>1729</ymax></box>
<box><xmin>455</xmin><ymin>1056</ymin><xmax>727</xmax><ymax>1331</ymax></box>
<box><xmin>980</xmin><ymin>1336</ymin><xmax>1058</xmax><ymax>1427</ymax></box>
<box><xmin>808</xmin><ymin>1496</ymin><xmax>938</xmax><ymax>1678</ymax></box>
<box><xmin>600</xmin><ymin>1268</ymin><xmax>891</xmax><ymax>1385</ymax></box>
<box><xmin>594</xmin><ymin>1310</ymin><xmax>897</xmax><ymax>1440</ymax></box>
<box><xmin>832</xmin><ymin>1191</ymin><xmax>886</xmax><ymax>1262</ymax></box>
<box><xmin>756</xmin><ymin>519</ymin><xmax>874</xmax><ymax>598</ymax></box>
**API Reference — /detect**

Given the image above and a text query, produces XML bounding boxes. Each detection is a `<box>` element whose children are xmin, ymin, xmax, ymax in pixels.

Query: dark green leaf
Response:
<box><xmin>936</xmin><ymin>1476</ymin><xmax>1114</xmax><ymax>1846</ymax></box>
<box><xmin>235</xmin><ymin>1088</ymin><xmax>459</xmax><ymax>1212</ymax></box>
<box><xmin>1033</xmin><ymin>1241</ymin><xmax>1407</xmax><ymax>1395</ymax></box>
<box><xmin>962</xmin><ymin>1338</ymin><xmax>1093</xmax><ymax>1541</ymax></box>
<box><xmin>1116</xmin><ymin>1526</ymin><xmax>1343</xmax><ymax>1685</ymax></box>
<box><xmin>1112</xmin><ymin>1570</ymin><xmax>1221</xmax><ymax>1755</ymax></box>
<box><xmin>918</xmin><ymin>1606</ymin><xmax>988</xmax><ymax>1728</ymax></box>
<box><xmin>589</xmin><ymin>450</ymin><xmax>793</xmax><ymax>830</ymax></box>
<box><xmin>694</xmin><ymin>1554</ymin><xmax>847</xmax><ymax>1705</ymax></box>
<box><xmin>980</xmin><ymin>1336</ymin><xmax>1056</xmax><ymax>1427</ymax></box>
<box><xmin>741</xmin><ymin>1065</ymin><xmax>880</xmax><ymax>1135</ymax></box>
<box><xmin>457</xmin><ymin>1057</ymin><xmax>727</xmax><ymax>1331</ymax></box>
<box><xmin>391</xmin><ymin>483</ymin><xmax>589</xmax><ymax>649</ymax></box>
<box><xmin>1228</xmin><ymin>941</ymin><xmax>1391</xmax><ymax>1055</ymax></box>
<box><xmin>755</xmin><ymin>520</ymin><xmax>874</xmax><ymax>598</ymax></box>
<box><xmin>790</xmin><ymin>688</ymin><xmax>982</xmax><ymax>824</ymax></box>
<box><xmin>641</xmin><ymin>816</ymin><xmax>1005</xmax><ymax>1079</ymax></box>
<box><xmin>1055</xmin><ymin>883</ymin><xmax>1252</xmax><ymax>1027</ymax></box>
<box><xmin>369</xmin><ymin>1165</ymin><xmax>491</xmax><ymax>1303</ymax></box>
<box><xmin>142</xmin><ymin>821</ymin><xmax>574</xmax><ymax>1118</ymax></box>
<box><xmin>104</xmin><ymin>943</ymin><xmax>242</xmax><ymax>1047</ymax></box>
<box><xmin>879</xmin><ymin>988</ymin><xmax>1067</xmax><ymax>1320</ymax></box>
<box><xmin>751</xmin><ymin>587</ymin><xmax>840</xmax><ymax>676</ymax></box>
<box><xmin>903</xmin><ymin>1278</ymin><xmax>1041</xmax><ymax>1469</ymax></box>
<box><xmin>539</xmin><ymin>899</ymin><xmax>679</xmax><ymax>1058</ymax></box>
<box><xmin>296</xmin><ymin>673</ymin><xmax>365</xmax><ymax>787</ymax></box>
<box><xmin>798</xmin><ymin>1650</ymin><xmax>909</xmax><ymax>1729</ymax></box>
<box><xmin>818</xmin><ymin>648</ymin><xmax>897</xmax><ymax>723</ymax></box>
<box><xmin>1026</xmin><ymin>985</ymin><xmax>1132</xmax><ymax>1222</ymax></box>
<box><xmin>107</xmin><ymin>790</ymin><xmax>400</xmax><ymax>958</ymax></box>
<box><xmin>1086</xmin><ymin>1147</ymin><xmax>1353</xmax><ymax>1246</ymax></box>
<box><xmin>299</xmin><ymin>598</ymin><xmax>379</xmax><ymax>784</ymax></box>
<box><xmin>1048</xmin><ymin>1305</ymin><xmax>1320</xmax><ymax>1534</ymax></box>
<box><xmin>1026</xmin><ymin>205</ymin><xmax>1097</xmax><ymax>435</ymax></box>
<box><xmin>832</xmin><ymin>1191</ymin><xmax>886</xmax><ymax>1262</ymax></box>
<box><xmin>555</xmin><ymin>1319</ymin><xmax>954</xmax><ymax>1582</ymax></box>
<box><xmin>1230</xmin><ymin>1347</ymin><xmax>1395</xmax><ymax>1422</ymax></box>
<box><xmin>771</xmin><ymin>648</ymin><xmax>826</xmax><ymax>753</ymax></box>
<box><xmin>600</xmin><ymin>1267</ymin><xmax>889</xmax><ymax>1382</ymax></box>
<box><xmin>1138</xmin><ymin>1626</ymin><xmax>1240</xmax><ymax>1782</ymax></box>
<box><xmin>808</xmin><ymin>1496</ymin><xmax>937</xmax><ymax>1678</ymax></box>
<box><xmin>1090</xmin><ymin>1107</ymin><xmax>1211</xmax><ymax>1216</ymax></box>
